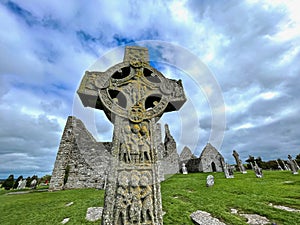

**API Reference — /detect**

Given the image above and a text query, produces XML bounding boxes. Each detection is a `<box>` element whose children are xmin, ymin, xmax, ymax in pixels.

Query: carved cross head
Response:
<box><xmin>77</xmin><ymin>46</ymin><xmax>186</xmax><ymax>123</ymax></box>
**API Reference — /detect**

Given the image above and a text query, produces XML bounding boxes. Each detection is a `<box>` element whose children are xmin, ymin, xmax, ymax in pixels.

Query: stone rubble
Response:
<box><xmin>230</xmin><ymin>208</ymin><xmax>270</xmax><ymax>225</ymax></box>
<box><xmin>65</xmin><ymin>202</ymin><xmax>73</xmax><ymax>207</ymax></box>
<box><xmin>190</xmin><ymin>210</ymin><xmax>227</xmax><ymax>225</ymax></box>
<box><xmin>239</xmin><ymin>213</ymin><xmax>270</xmax><ymax>225</ymax></box>
<box><xmin>85</xmin><ymin>207</ymin><xmax>103</xmax><ymax>222</ymax></box>
<box><xmin>61</xmin><ymin>218</ymin><xmax>70</xmax><ymax>224</ymax></box>
<box><xmin>269</xmin><ymin>203</ymin><xmax>300</xmax><ymax>212</ymax></box>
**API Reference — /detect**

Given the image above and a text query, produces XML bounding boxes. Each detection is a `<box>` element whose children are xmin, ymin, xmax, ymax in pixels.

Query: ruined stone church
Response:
<box><xmin>49</xmin><ymin>116</ymin><xmax>180</xmax><ymax>191</ymax></box>
<box><xmin>180</xmin><ymin>143</ymin><xmax>225</xmax><ymax>173</ymax></box>
<box><xmin>50</xmin><ymin>117</ymin><xmax>226</xmax><ymax>190</ymax></box>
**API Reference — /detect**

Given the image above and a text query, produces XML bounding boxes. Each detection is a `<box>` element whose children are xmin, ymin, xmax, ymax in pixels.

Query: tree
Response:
<box><xmin>13</xmin><ymin>175</ymin><xmax>23</xmax><ymax>189</ymax></box>
<box><xmin>39</xmin><ymin>174</ymin><xmax>51</xmax><ymax>185</ymax></box>
<box><xmin>246</xmin><ymin>155</ymin><xmax>255</xmax><ymax>164</ymax></box>
<box><xmin>25</xmin><ymin>176</ymin><xmax>31</xmax><ymax>188</ymax></box>
<box><xmin>296</xmin><ymin>154</ymin><xmax>300</xmax><ymax>164</ymax></box>
<box><xmin>245</xmin><ymin>155</ymin><xmax>255</xmax><ymax>169</ymax></box>
<box><xmin>2</xmin><ymin>174</ymin><xmax>14</xmax><ymax>190</ymax></box>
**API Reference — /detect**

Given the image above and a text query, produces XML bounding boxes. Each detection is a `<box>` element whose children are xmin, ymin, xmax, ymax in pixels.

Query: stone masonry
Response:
<box><xmin>49</xmin><ymin>116</ymin><xmax>180</xmax><ymax>190</ymax></box>
<box><xmin>186</xmin><ymin>143</ymin><xmax>225</xmax><ymax>172</ymax></box>
<box><xmin>49</xmin><ymin>116</ymin><xmax>111</xmax><ymax>191</ymax></box>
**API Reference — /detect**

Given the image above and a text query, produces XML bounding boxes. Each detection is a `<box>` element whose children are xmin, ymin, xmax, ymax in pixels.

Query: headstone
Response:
<box><xmin>30</xmin><ymin>179</ymin><xmax>37</xmax><ymax>189</ymax></box>
<box><xmin>232</xmin><ymin>150</ymin><xmax>247</xmax><ymax>173</ymax></box>
<box><xmin>293</xmin><ymin>159</ymin><xmax>300</xmax><ymax>170</ymax></box>
<box><xmin>182</xmin><ymin>163</ymin><xmax>188</xmax><ymax>174</ymax></box>
<box><xmin>281</xmin><ymin>159</ymin><xmax>289</xmax><ymax>170</ymax></box>
<box><xmin>77</xmin><ymin>46</ymin><xmax>186</xmax><ymax>225</ymax></box>
<box><xmin>206</xmin><ymin>175</ymin><xmax>214</xmax><ymax>187</ymax></box>
<box><xmin>250</xmin><ymin>162</ymin><xmax>254</xmax><ymax>170</ymax></box>
<box><xmin>276</xmin><ymin>160</ymin><xmax>283</xmax><ymax>171</ymax></box>
<box><xmin>18</xmin><ymin>179</ymin><xmax>27</xmax><ymax>189</ymax></box>
<box><xmin>224</xmin><ymin>163</ymin><xmax>234</xmax><ymax>178</ymax></box>
<box><xmin>17</xmin><ymin>179</ymin><xmax>23</xmax><ymax>189</ymax></box>
<box><xmin>254</xmin><ymin>161</ymin><xmax>263</xmax><ymax>178</ymax></box>
<box><xmin>287</xmin><ymin>155</ymin><xmax>298</xmax><ymax>174</ymax></box>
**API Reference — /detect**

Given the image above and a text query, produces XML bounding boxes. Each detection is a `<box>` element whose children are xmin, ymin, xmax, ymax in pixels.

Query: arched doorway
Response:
<box><xmin>211</xmin><ymin>162</ymin><xmax>217</xmax><ymax>172</ymax></box>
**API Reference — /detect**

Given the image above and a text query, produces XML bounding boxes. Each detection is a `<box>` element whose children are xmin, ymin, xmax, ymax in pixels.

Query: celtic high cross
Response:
<box><xmin>77</xmin><ymin>46</ymin><xmax>186</xmax><ymax>224</ymax></box>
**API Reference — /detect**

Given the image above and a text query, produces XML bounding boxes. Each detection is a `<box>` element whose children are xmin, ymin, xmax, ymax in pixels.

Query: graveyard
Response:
<box><xmin>2</xmin><ymin>46</ymin><xmax>299</xmax><ymax>225</ymax></box>
<box><xmin>0</xmin><ymin>170</ymin><xmax>299</xmax><ymax>225</ymax></box>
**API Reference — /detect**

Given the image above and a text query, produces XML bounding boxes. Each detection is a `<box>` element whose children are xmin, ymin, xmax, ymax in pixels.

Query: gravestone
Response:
<box><xmin>281</xmin><ymin>159</ymin><xmax>289</xmax><ymax>170</ymax></box>
<box><xmin>30</xmin><ymin>179</ymin><xmax>37</xmax><ymax>189</ymax></box>
<box><xmin>232</xmin><ymin>150</ymin><xmax>247</xmax><ymax>173</ymax></box>
<box><xmin>182</xmin><ymin>163</ymin><xmax>188</xmax><ymax>174</ymax></box>
<box><xmin>206</xmin><ymin>175</ymin><xmax>214</xmax><ymax>187</ymax></box>
<box><xmin>77</xmin><ymin>46</ymin><xmax>186</xmax><ymax>225</ymax></box>
<box><xmin>276</xmin><ymin>160</ymin><xmax>283</xmax><ymax>171</ymax></box>
<box><xmin>254</xmin><ymin>161</ymin><xmax>263</xmax><ymax>178</ymax></box>
<box><xmin>18</xmin><ymin>179</ymin><xmax>27</xmax><ymax>189</ymax></box>
<box><xmin>293</xmin><ymin>159</ymin><xmax>300</xmax><ymax>170</ymax></box>
<box><xmin>17</xmin><ymin>179</ymin><xmax>23</xmax><ymax>189</ymax></box>
<box><xmin>224</xmin><ymin>163</ymin><xmax>234</xmax><ymax>178</ymax></box>
<box><xmin>287</xmin><ymin>155</ymin><xmax>298</xmax><ymax>174</ymax></box>
<box><xmin>250</xmin><ymin>162</ymin><xmax>254</xmax><ymax>170</ymax></box>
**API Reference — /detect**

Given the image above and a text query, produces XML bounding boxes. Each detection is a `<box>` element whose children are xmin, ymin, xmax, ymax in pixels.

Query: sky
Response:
<box><xmin>0</xmin><ymin>0</ymin><xmax>300</xmax><ymax>179</ymax></box>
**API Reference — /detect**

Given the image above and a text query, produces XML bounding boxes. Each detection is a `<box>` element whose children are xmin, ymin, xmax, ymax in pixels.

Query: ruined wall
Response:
<box><xmin>49</xmin><ymin>116</ymin><xmax>111</xmax><ymax>191</ymax></box>
<box><xmin>50</xmin><ymin>117</ymin><xmax>179</xmax><ymax>189</ymax></box>
<box><xmin>179</xmin><ymin>146</ymin><xmax>196</xmax><ymax>164</ymax></box>
<box><xmin>185</xmin><ymin>143</ymin><xmax>225</xmax><ymax>173</ymax></box>
<box><xmin>160</xmin><ymin>124</ymin><xmax>180</xmax><ymax>179</ymax></box>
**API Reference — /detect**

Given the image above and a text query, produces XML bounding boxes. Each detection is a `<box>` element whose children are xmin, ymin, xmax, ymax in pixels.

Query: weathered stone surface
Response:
<box><xmin>77</xmin><ymin>46</ymin><xmax>186</xmax><ymax>225</ymax></box>
<box><xmin>268</xmin><ymin>203</ymin><xmax>300</xmax><ymax>212</ymax></box>
<box><xmin>276</xmin><ymin>160</ymin><xmax>283</xmax><ymax>170</ymax></box>
<box><xmin>50</xmin><ymin>116</ymin><xmax>178</xmax><ymax>189</ymax></box>
<box><xmin>224</xmin><ymin>163</ymin><xmax>234</xmax><ymax>178</ymax></box>
<box><xmin>186</xmin><ymin>143</ymin><xmax>225</xmax><ymax>172</ymax></box>
<box><xmin>61</xmin><ymin>218</ymin><xmax>70</xmax><ymax>224</ymax></box>
<box><xmin>159</xmin><ymin>124</ymin><xmax>180</xmax><ymax>179</ymax></box>
<box><xmin>190</xmin><ymin>210</ymin><xmax>226</xmax><ymax>225</ymax></box>
<box><xmin>17</xmin><ymin>179</ymin><xmax>27</xmax><ymax>189</ymax></box>
<box><xmin>206</xmin><ymin>175</ymin><xmax>214</xmax><ymax>187</ymax></box>
<box><xmin>239</xmin><ymin>213</ymin><xmax>270</xmax><ymax>225</ymax></box>
<box><xmin>254</xmin><ymin>161</ymin><xmax>263</xmax><ymax>178</ymax></box>
<box><xmin>49</xmin><ymin>116</ymin><xmax>111</xmax><ymax>191</ymax></box>
<box><xmin>287</xmin><ymin>155</ymin><xmax>299</xmax><ymax>174</ymax></box>
<box><xmin>181</xmin><ymin>163</ymin><xmax>188</xmax><ymax>174</ymax></box>
<box><xmin>86</xmin><ymin>207</ymin><xmax>103</xmax><ymax>222</ymax></box>
<box><xmin>179</xmin><ymin>146</ymin><xmax>196</xmax><ymax>164</ymax></box>
<box><xmin>230</xmin><ymin>208</ymin><xmax>271</xmax><ymax>225</ymax></box>
<box><xmin>65</xmin><ymin>202</ymin><xmax>74</xmax><ymax>207</ymax></box>
<box><xmin>232</xmin><ymin>150</ymin><xmax>247</xmax><ymax>173</ymax></box>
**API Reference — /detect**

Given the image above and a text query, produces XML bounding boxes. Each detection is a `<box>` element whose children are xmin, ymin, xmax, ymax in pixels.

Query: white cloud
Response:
<box><xmin>1</xmin><ymin>0</ymin><xmax>300</xmax><ymax>178</ymax></box>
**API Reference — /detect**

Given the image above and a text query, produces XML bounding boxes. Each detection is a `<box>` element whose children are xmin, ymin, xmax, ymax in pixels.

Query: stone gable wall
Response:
<box><xmin>50</xmin><ymin>117</ymin><xmax>179</xmax><ymax>190</ymax></box>
<box><xmin>49</xmin><ymin>116</ymin><xmax>111</xmax><ymax>191</ymax></box>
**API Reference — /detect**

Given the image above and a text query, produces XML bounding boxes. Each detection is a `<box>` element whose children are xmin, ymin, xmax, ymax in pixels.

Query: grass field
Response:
<box><xmin>0</xmin><ymin>171</ymin><xmax>299</xmax><ymax>225</ymax></box>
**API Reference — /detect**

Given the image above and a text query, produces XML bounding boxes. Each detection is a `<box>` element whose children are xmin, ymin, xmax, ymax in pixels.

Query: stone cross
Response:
<box><xmin>275</xmin><ymin>160</ymin><xmax>283</xmax><ymax>171</ymax></box>
<box><xmin>254</xmin><ymin>161</ymin><xmax>263</xmax><ymax>178</ymax></box>
<box><xmin>232</xmin><ymin>150</ymin><xmax>247</xmax><ymax>174</ymax></box>
<box><xmin>77</xmin><ymin>46</ymin><xmax>186</xmax><ymax>225</ymax></box>
<box><xmin>287</xmin><ymin>155</ymin><xmax>299</xmax><ymax>175</ymax></box>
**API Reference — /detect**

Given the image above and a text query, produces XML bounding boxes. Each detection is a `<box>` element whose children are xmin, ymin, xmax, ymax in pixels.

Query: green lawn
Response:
<box><xmin>0</xmin><ymin>171</ymin><xmax>299</xmax><ymax>225</ymax></box>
